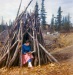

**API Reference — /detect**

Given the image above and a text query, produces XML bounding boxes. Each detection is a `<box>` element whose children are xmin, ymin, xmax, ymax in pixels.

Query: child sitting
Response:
<box><xmin>22</xmin><ymin>40</ymin><xmax>33</xmax><ymax>68</ymax></box>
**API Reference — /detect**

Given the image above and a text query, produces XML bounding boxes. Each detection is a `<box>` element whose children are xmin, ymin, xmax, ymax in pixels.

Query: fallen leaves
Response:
<box><xmin>0</xmin><ymin>63</ymin><xmax>72</xmax><ymax>75</ymax></box>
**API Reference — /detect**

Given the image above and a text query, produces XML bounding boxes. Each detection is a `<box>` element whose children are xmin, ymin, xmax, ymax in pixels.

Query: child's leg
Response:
<box><xmin>28</xmin><ymin>59</ymin><xmax>33</xmax><ymax>67</ymax></box>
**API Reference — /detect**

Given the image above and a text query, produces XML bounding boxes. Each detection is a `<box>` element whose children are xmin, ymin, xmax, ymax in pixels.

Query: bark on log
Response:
<box><xmin>8</xmin><ymin>43</ymin><xmax>19</xmax><ymax>67</ymax></box>
<box><xmin>39</xmin><ymin>43</ymin><xmax>58</xmax><ymax>63</ymax></box>
<box><xmin>6</xmin><ymin>40</ymin><xmax>10</xmax><ymax>67</ymax></box>
<box><xmin>0</xmin><ymin>40</ymin><xmax>18</xmax><ymax>64</ymax></box>
<box><xmin>27</xmin><ymin>32</ymin><xmax>58</xmax><ymax>63</ymax></box>
<box><xmin>36</xmin><ymin>34</ymin><xmax>41</xmax><ymax>66</ymax></box>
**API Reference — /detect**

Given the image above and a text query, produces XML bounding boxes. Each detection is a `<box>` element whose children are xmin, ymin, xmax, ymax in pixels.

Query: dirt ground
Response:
<box><xmin>0</xmin><ymin>33</ymin><xmax>73</xmax><ymax>75</ymax></box>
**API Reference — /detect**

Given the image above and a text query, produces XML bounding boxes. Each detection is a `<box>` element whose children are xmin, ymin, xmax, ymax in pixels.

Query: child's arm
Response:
<box><xmin>28</xmin><ymin>46</ymin><xmax>35</xmax><ymax>53</ymax></box>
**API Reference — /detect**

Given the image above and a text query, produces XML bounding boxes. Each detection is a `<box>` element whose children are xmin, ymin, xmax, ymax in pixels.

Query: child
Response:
<box><xmin>22</xmin><ymin>40</ymin><xmax>33</xmax><ymax>68</ymax></box>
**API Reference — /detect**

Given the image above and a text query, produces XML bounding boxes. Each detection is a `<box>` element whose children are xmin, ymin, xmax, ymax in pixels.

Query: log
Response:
<box><xmin>36</xmin><ymin>34</ymin><xmax>41</xmax><ymax>66</ymax></box>
<box><xmin>32</xmin><ymin>19</ymin><xmax>37</xmax><ymax>66</ymax></box>
<box><xmin>27</xmin><ymin>32</ymin><xmax>58</xmax><ymax>63</ymax></box>
<box><xmin>39</xmin><ymin>43</ymin><xmax>58</xmax><ymax>63</ymax></box>
<box><xmin>1</xmin><ymin>37</ymin><xmax>9</xmax><ymax>51</ymax></box>
<box><xmin>11</xmin><ymin>31</ymin><xmax>17</xmax><ymax>41</ymax></box>
<box><xmin>8</xmin><ymin>43</ymin><xmax>19</xmax><ymax>67</ymax></box>
<box><xmin>22</xmin><ymin>28</ymin><xmax>30</xmax><ymax>36</ymax></box>
<box><xmin>16</xmin><ymin>0</ymin><xmax>22</xmax><ymax>18</ymax></box>
<box><xmin>1</xmin><ymin>44</ymin><xmax>8</xmax><ymax>57</ymax></box>
<box><xmin>10</xmin><ymin>40</ymin><xmax>18</xmax><ymax>50</ymax></box>
<box><xmin>18</xmin><ymin>0</ymin><xmax>33</xmax><ymax>21</ymax></box>
<box><xmin>0</xmin><ymin>40</ymin><xmax>18</xmax><ymax>64</ymax></box>
<box><xmin>0</xmin><ymin>52</ymin><xmax>8</xmax><ymax>66</ymax></box>
<box><xmin>7</xmin><ymin>24</ymin><xmax>22</xmax><ymax>67</ymax></box>
<box><xmin>6</xmin><ymin>40</ymin><xmax>10</xmax><ymax>67</ymax></box>
<box><xmin>46</xmin><ymin>54</ymin><xmax>53</xmax><ymax>63</ymax></box>
<box><xmin>20</xmin><ymin>20</ymin><xmax>23</xmax><ymax>67</ymax></box>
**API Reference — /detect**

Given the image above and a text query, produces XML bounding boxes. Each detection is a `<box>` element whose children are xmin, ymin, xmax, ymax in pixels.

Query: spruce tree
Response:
<box><xmin>54</xmin><ymin>18</ymin><xmax>58</xmax><ymax>31</ymax></box>
<box><xmin>63</xmin><ymin>14</ymin><xmax>71</xmax><ymax>32</ymax></box>
<box><xmin>41</xmin><ymin>0</ymin><xmax>46</xmax><ymax>29</ymax></box>
<box><xmin>34</xmin><ymin>2</ymin><xmax>39</xmax><ymax>31</ymax></box>
<box><xmin>62</xmin><ymin>17</ymin><xmax>65</xmax><ymax>26</ymax></box>
<box><xmin>50</xmin><ymin>14</ymin><xmax>54</xmax><ymax>32</ymax></box>
<box><xmin>57</xmin><ymin>7</ymin><xmax>62</xmax><ymax>31</ymax></box>
<box><xmin>35</xmin><ymin>2</ymin><xmax>39</xmax><ymax>18</ymax></box>
<box><xmin>9</xmin><ymin>19</ymin><xmax>13</xmax><ymax>26</ymax></box>
<box><xmin>1</xmin><ymin>17</ymin><xmax>4</xmax><ymax>31</ymax></box>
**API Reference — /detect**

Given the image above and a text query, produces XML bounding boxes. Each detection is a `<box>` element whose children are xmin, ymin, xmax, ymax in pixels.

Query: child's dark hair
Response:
<box><xmin>25</xmin><ymin>40</ymin><xmax>31</xmax><ymax>43</ymax></box>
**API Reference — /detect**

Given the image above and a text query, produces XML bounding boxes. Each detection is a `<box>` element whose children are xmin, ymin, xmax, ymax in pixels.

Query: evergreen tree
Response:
<box><xmin>1</xmin><ymin>17</ymin><xmax>4</xmax><ymax>25</ymax></box>
<box><xmin>9</xmin><ymin>19</ymin><xmax>12</xmax><ymax>26</ymax></box>
<box><xmin>1</xmin><ymin>17</ymin><xmax>4</xmax><ymax>31</ymax></box>
<box><xmin>57</xmin><ymin>7</ymin><xmax>62</xmax><ymax>31</ymax></box>
<box><xmin>62</xmin><ymin>17</ymin><xmax>65</xmax><ymax>26</ymax></box>
<box><xmin>34</xmin><ymin>2</ymin><xmax>39</xmax><ymax>31</ymax></box>
<box><xmin>0</xmin><ymin>17</ymin><xmax>8</xmax><ymax>32</ymax></box>
<box><xmin>67</xmin><ymin>14</ymin><xmax>71</xmax><ymax>25</ymax></box>
<box><xmin>5</xmin><ymin>22</ymin><xmax>8</xmax><ymax>30</ymax></box>
<box><xmin>41</xmin><ymin>0</ymin><xmax>46</xmax><ymax>27</ymax></box>
<box><xmin>50</xmin><ymin>14</ymin><xmax>54</xmax><ymax>32</ymax></box>
<box><xmin>35</xmin><ymin>2</ymin><xmax>39</xmax><ymax>18</ymax></box>
<box><xmin>63</xmin><ymin>14</ymin><xmax>71</xmax><ymax>31</ymax></box>
<box><xmin>54</xmin><ymin>18</ymin><xmax>58</xmax><ymax>31</ymax></box>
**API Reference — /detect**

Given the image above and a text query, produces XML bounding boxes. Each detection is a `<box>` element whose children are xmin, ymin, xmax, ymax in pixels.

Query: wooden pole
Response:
<box><xmin>32</xmin><ymin>18</ymin><xmax>36</xmax><ymax>52</ymax></box>
<box><xmin>6</xmin><ymin>39</ymin><xmax>10</xmax><ymax>67</ymax></box>
<box><xmin>27</xmin><ymin>32</ymin><xmax>58</xmax><ymax>63</ymax></box>
<box><xmin>39</xmin><ymin>43</ymin><xmax>58</xmax><ymax>63</ymax></box>
<box><xmin>20</xmin><ymin>20</ymin><xmax>23</xmax><ymax>67</ymax></box>
<box><xmin>32</xmin><ymin>18</ymin><xmax>37</xmax><ymax>66</ymax></box>
<box><xmin>16</xmin><ymin>0</ymin><xmax>22</xmax><ymax>18</ymax></box>
<box><xmin>33</xmin><ymin>28</ymin><xmax>36</xmax><ymax>52</ymax></box>
<box><xmin>7</xmin><ymin>28</ymin><xmax>21</xmax><ymax>67</ymax></box>
<box><xmin>8</xmin><ymin>43</ymin><xmax>19</xmax><ymax>67</ymax></box>
<box><xmin>36</xmin><ymin>34</ymin><xmax>41</xmax><ymax>66</ymax></box>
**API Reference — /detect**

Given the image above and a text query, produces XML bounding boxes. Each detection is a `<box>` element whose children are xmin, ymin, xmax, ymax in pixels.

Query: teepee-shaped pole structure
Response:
<box><xmin>0</xmin><ymin>0</ymin><xmax>58</xmax><ymax>68</ymax></box>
